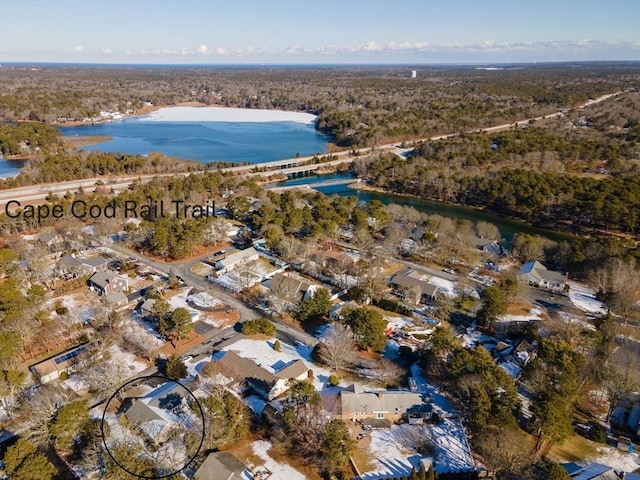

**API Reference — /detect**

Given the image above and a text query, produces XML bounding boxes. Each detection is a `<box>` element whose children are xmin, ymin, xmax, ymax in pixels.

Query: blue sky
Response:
<box><xmin>1</xmin><ymin>0</ymin><xmax>638</xmax><ymax>64</ymax></box>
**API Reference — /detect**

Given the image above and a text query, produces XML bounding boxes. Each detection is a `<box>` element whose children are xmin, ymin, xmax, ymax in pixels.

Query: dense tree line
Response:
<box><xmin>0</xmin><ymin>122</ymin><xmax>62</xmax><ymax>155</ymax></box>
<box><xmin>0</xmin><ymin>149</ymin><xmax>198</xmax><ymax>189</ymax></box>
<box><xmin>359</xmin><ymin>149</ymin><xmax>640</xmax><ymax>235</ymax></box>
<box><xmin>2</xmin><ymin>64</ymin><xmax>638</xmax><ymax>147</ymax></box>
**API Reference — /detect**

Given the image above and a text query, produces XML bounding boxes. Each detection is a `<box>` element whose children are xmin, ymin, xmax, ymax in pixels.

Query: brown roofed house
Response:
<box><xmin>194</xmin><ymin>451</ymin><xmax>252</xmax><ymax>480</ymax></box>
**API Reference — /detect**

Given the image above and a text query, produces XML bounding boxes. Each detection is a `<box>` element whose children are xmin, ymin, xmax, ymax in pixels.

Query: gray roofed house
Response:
<box><xmin>140</xmin><ymin>299</ymin><xmax>156</xmax><ymax>318</ymax></box>
<box><xmin>37</xmin><ymin>232</ymin><xmax>63</xmax><ymax>250</ymax></box>
<box><xmin>82</xmin><ymin>256</ymin><xmax>109</xmax><ymax>269</ymax></box>
<box><xmin>390</xmin><ymin>269</ymin><xmax>440</xmax><ymax>305</ymax></box>
<box><xmin>214</xmin><ymin>247</ymin><xmax>259</xmax><ymax>274</ymax></box>
<box><xmin>340</xmin><ymin>389</ymin><xmax>432</xmax><ymax>424</ymax></box>
<box><xmin>194</xmin><ymin>451</ymin><xmax>252</xmax><ymax>480</ymax></box>
<box><xmin>88</xmin><ymin>271</ymin><xmax>129</xmax><ymax>296</ymax></box>
<box><xmin>105</xmin><ymin>291</ymin><xmax>128</xmax><ymax>307</ymax></box>
<box><xmin>124</xmin><ymin>400</ymin><xmax>174</xmax><ymax>441</ymax></box>
<box><xmin>517</xmin><ymin>261</ymin><xmax>566</xmax><ymax>291</ymax></box>
<box><xmin>472</xmin><ymin>237</ymin><xmax>502</xmax><ymax>255</ymax></box>
<box><xmin>56</xmin><ymin>254</ymin><xmax>110</xmax><ymax>278</ymax></box>
<box><xmin>269</xmin><ymin>272</ymin><xmax>315</xmax><ymax>303</ymax></box>
<box><xmin>126</xmin><ymin>400</ymin><xmax>167</xmax><ymax>424</ymax></box>
<box><xmin>567</xmin><ymin>462</ymin><xmax>640</xmax><ymax>480</ymax></box>
<box><xmin>276</xmin><ymin>359</ymin><xmax>309</xmax><ymax>380</ymax></box>
<box><xmin>215</xmin><ymin>351</ymin><xmax>308</xmax><ymax>400</ymax></box>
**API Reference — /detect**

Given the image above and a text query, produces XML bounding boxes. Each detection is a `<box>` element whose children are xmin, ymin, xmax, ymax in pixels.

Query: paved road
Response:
<box><xmin>104</xmin><ymin>240</ymin><xmax>321</xmax><ymax>348</ymax></box>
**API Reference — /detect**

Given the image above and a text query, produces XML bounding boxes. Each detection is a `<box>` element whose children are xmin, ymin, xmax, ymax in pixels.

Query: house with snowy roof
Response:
<box><xmin>214</xmin><ymin>350</ymin><xmax>308</xmax><ymax>400</ymax></box>
<box><xmin>390</xmin><ymin>268</ymin><xmax>440</xmax><ymax>305</ymax></box>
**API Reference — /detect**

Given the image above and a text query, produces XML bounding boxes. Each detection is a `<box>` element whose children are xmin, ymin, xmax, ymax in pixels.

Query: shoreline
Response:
<box><xmin>51</xmin><ymin>101</ymin><xmax>317</xmax><ymax>127</ymax></box>
<box><xmin>347</xmin><ymin>183</ymin><xmax>591</xmax><ymax>242</ymax></box>
<box><xmin>62</xmin><ymin>135</ymin><xmax>113</xmax><ymax>148</ymax></box>
<box><xmin>349</xmin><ymin>183</ymin><xmax>639</xmax><ymax>243</ymax></box>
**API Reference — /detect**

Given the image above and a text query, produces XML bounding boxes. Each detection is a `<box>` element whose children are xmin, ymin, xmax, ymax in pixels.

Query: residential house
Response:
<box><xmin>88</xmin><ymin>271</ymin><xmax>129</xmax><ymax>296</ymax></box>
<box><xmin>105</xmin><ymin>291</ymin><xmax>128</xmax><ymax>307</ymax></box>
<box><xmin>56</xmin><ymin>254</ymin><xmax>109</xmax><ymax>279</ymax></box>
<box><xmin>390</xmin><ymin>269</ymin><xmax>440</xmax><ymax>305</ymax></box>
<box><xmin>215</xmin><ymin>350</ymin><xmax>308</xmax><ymax>400</ymax></box>
<box><xmin>472</xmin><ymin>237</ymin><xmax>503</xmax><ymax>256</ymax></box>
<box><xmin>140</xmin><ymin>299</ymin><xmax>156</xmax><ymax>318</ymax></box>
<box><xmin>340</xmin><ymin>385</ymin><xmax>432</xmax><ymax>425</ymax></box>
<box><xmin>30</xmin><ymin>343</ymin><xmax>92</xmax><ymax>383</ymax></box>
<box><xmin>124</xmin><ymin>399</ymin><xmax>175</xmax><ymax>442</ymax></box>
<box><xmin>313</xmin><ymin>248</ymin><xmax>355</xmax><ymax>271</ymax></box>
<box><xmin>36</xmin><ymin>232</ymin><xmax>63</xmax><ymax>251</ymax></box>
<box><xmin>329</xmin><ymin>300</ymin><xmax>360</xmax><ymax>320</ymax></box>
<box><xmin>517</xmin><ymin>261</ymin><xmax>567</xmax><ymax>291</ymax></box>
<box><xmin>214</xmin><ymin>247</ymin><xmax>259</xmax><ymax>274</ymax></box>
<box><xmin>269</xmin><ymin>272</ymin><xmax>319</xmax><ymax>303</ymax></box>
<box><xmin>566</xmin><ymin>462</ymin><xmax>640</xmax><ymax>480</ymax></box>
<box><xmin>194</xmin><ymin>451</ymin><xmax>252</xmax><ymax>480</ymax></box>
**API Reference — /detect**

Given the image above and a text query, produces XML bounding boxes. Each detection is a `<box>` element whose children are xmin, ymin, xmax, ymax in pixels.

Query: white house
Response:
<box><xmin>214</xmin><ymin>247</ymin><xmax>259</xmax><ymax>274</ymax></box>
<box><xmin>517</xmin><ymin>261</ymin><xmax>567</xmax><ymax>291</ymax></box>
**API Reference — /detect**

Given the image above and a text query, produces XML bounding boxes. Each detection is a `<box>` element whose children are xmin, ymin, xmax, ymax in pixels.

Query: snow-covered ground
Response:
<box><xmin>568</xmin><ymin>281</ymin><xmax>607</xmax><ymax>315</ymax></box>
<box><xmin>410</xmin><ymin>364</ymin><xmax>456</xmax><ymax>417</ymax></box>
<box><xmin>497</xmin><ymin>307</ymin><xmax>544</xmax><ymax>323</ymax></box>
<box><xmin>429</xmin><ymin>418</ymin><xmax>475</xmax><ymax>474</ymax></box>
<box><xmin>363</xmin><ymin>425</ymin><xmax>425</xmax><ymax>479</ymax></box>
<box><xmin>143</xmin><ymin>106</ymin><xmax>316</xmax><ymax>124</ymax></box>
<box><xmin>409</xmin><ymin>362</ymin><xmax>475</xmax><ymax>473</ymax></box>
<box><xmin>557</xmin><ymin>311</ymin><xmax>596</xmax><ymax>331</ymax></box>
<box><xmin>251</xmin><ymin>440</ymin><xmax>307</xmax><ymax>480</ymax></box>
<box><xmin>585</xmin><ymin>445</ymin><xmax>640</xmax><ymax>473</ymax></box>
<box><xmin>427</xmin><ymin>276</ymin><xmax>458</xmax><ymax>298</ymax></box>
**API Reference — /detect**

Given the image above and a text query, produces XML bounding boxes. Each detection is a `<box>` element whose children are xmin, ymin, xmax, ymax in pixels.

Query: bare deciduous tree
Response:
<box><xmin>319</xmin><ymin>324</ymin><xmax>356</xmax><ymax>371</ymax></box>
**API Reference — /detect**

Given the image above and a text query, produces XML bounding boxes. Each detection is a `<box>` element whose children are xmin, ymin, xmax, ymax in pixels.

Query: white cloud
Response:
<box><xmin>108</xmin><ymin>39</ymin><xmax>638</xmax><ymax>62</ymax></box>
<box><xmin>72</xmin><ymin>45</ymin><xmax>84</xmax><ymax>53</ymax></box>
<box><xmin>101</xmin><ymin>48</ymin><xmax>112</xmax><ymax>55</ymax></box>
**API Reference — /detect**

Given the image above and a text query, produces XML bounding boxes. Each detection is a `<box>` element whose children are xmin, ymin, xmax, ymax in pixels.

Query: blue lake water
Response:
<box><xmin>276</xmin><ymin>172</ymin><xmax>576</xmax><ymax>243</ymax></box>
<box><xmin>0</xmin><ymin>157</ymin><xmax>26</xmax><ymax>178</ymax></box>
<box><xmin>59</xmin><ymin>119</ymin><xmax>329</xmax><ymax>164</ymax></box>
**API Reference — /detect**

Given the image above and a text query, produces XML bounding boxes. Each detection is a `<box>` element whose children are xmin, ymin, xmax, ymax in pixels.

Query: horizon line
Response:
<box><xmin>2</xmin><ymin>60</ymin><xmax>640</xmax><ymax>68</ymax></box>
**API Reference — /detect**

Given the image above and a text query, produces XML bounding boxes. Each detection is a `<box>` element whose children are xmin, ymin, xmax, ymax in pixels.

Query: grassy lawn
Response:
<box><xmin>350</xmin><ymin>436</ymin><xmax>376</xmax><ymax>474</ymax></box>
<box><xmin>223</xmin><ymin>435</ymin><xmax>265</xmax><ymax>469</ymax></box>
<box><xmin>547</xmin><ymin>434</ymin><xmax>599</xmax><ymax>464</ymax></box>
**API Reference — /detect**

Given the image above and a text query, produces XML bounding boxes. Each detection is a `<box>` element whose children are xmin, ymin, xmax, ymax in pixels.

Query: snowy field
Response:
<box><xmin>143</xmin><ymin>106</ymin><xmax>316</xmax><ymax>124</ymax></box>
<box><xmin>429</xmin><ymin>418</ymin><xmax>475</xmax><ymax>474</ymax></box>
<box><xmin>497</xmin><ymin>307</ymin><xmax>544</xmax><ymax>323</ymax></box>
<box><xmin>557</xmin><ymin>311</ymin><xmax>596</xmax><ymax>331</ymax></box>
<box><xmin>251</xmin><ymin>440</ymin><xmax>306</xmax><ymax>480</ymax></box>
<box><xmin>585</xmin><ymin>445</ymin><xmax>640</xmax><ymax>473</ymax></box>
<box><xmin>363</xmin><ymin>425</ymin><xmax>425</xmax><ymax>479</ymax></box>
<box><xmin>568</xmin><ymin>281</ymin><xmax>607</xmax><ymax>315</ymax></box>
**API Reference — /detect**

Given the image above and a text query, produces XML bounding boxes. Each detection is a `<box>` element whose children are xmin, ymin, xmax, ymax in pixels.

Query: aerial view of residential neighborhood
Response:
<box><xmin>0</xmin><ymin>1</ymin><xmax>639</xmax><ymax>480</ymax></box>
